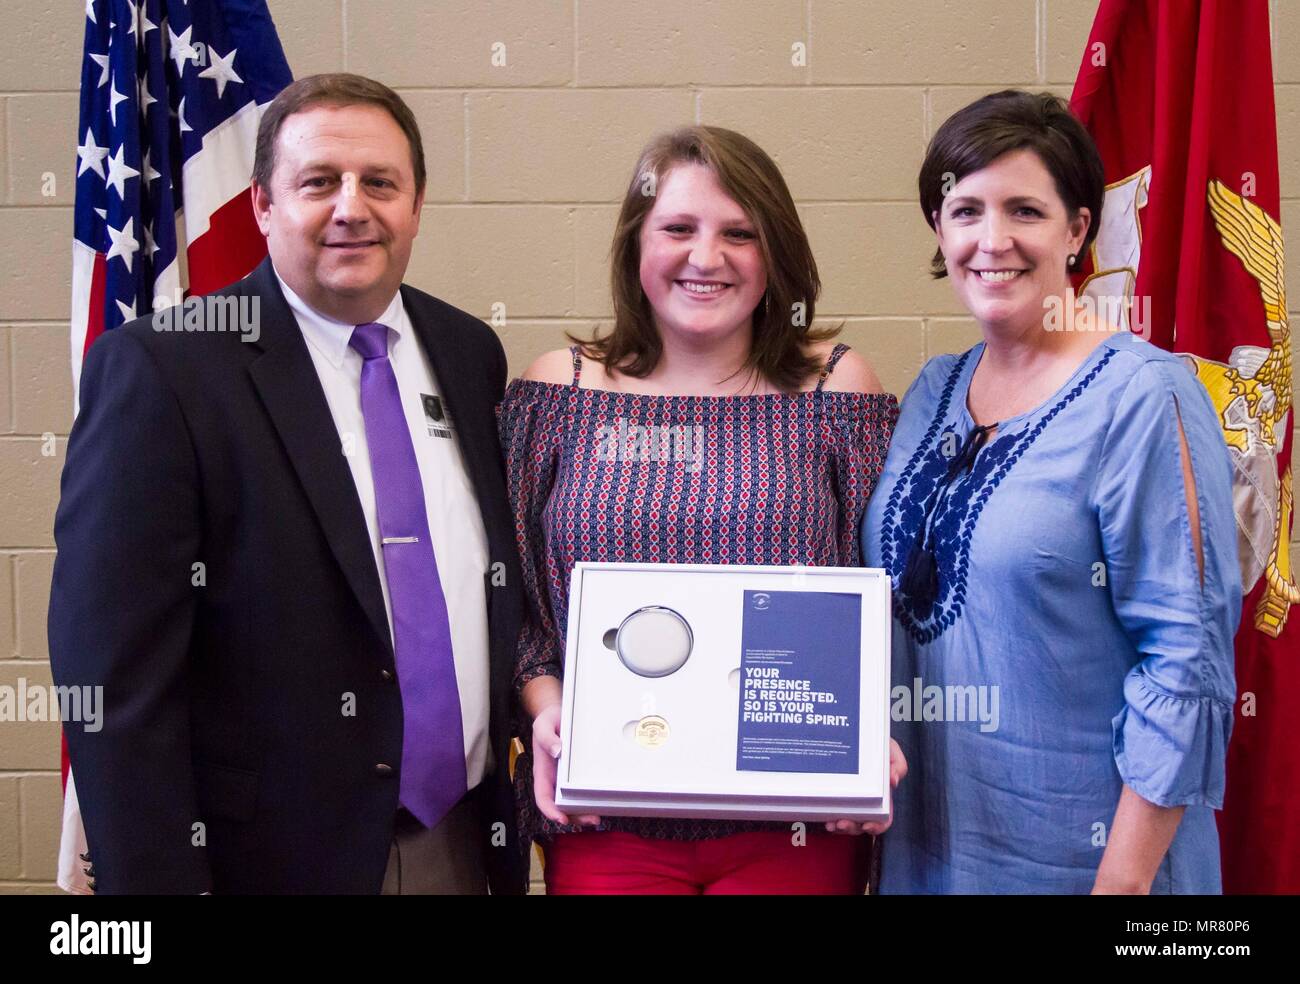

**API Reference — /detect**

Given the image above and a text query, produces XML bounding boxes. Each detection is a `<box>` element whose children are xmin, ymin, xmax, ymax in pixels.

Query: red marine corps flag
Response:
<box><xmin>1070</xmin><ymin>0</ymin><xmax>1296</xmax><ymax>893</ymax></box>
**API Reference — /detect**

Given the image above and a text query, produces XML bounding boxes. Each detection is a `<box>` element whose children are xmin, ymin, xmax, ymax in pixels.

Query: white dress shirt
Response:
<box><xmin>275</xmin><ymin>268</ymin><xmax>491</xmax><ymax>788</ymax></box>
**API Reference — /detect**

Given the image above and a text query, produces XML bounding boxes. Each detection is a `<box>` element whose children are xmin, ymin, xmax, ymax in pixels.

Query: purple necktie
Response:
<box><xmin>349</xmin><ymin>321</ymin><xmax>467</xmax><ymax>828</ymax></box>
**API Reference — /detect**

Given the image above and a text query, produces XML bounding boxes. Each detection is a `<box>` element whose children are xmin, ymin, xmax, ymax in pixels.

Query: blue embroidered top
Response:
<box><xmin>862</xmin><ymin>332</ymin><xmax>1240</xmax><ymax>894</ymax></box>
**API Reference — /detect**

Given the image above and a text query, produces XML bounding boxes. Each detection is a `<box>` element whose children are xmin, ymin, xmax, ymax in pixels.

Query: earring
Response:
<box><xmin>1067</xmin><ymin>253</ymin><xmax>1078</xmax><ymax>269</ymax></box>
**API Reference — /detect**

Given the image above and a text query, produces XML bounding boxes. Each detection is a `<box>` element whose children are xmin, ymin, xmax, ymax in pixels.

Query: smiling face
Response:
<box><xmin>251</xmin><ymin>102</ymin><xmax>424</xmax><ymax>325</ymax></box>
<box><xmin>933</xmin><ymin>147</ymin><xmax>1089</xmax><ymax>333</ymax></box>
<box><xmin>638</xmin><ymin>163</ymin><xmax>768</xmax><ymax>350</ymax></box>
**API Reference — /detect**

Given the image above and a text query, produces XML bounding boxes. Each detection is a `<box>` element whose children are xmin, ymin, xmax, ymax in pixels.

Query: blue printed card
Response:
<box><xmin>736</xmin><ymin>590</ymin><xmax>861</xmax><ymax>774</ymax></box>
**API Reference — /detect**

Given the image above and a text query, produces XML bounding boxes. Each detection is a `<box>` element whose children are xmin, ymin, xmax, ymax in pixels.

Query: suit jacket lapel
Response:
<box><xmin>242</xmin><ymin>259</ymin><xmax>394</xmax><ymax>660</ymax></box>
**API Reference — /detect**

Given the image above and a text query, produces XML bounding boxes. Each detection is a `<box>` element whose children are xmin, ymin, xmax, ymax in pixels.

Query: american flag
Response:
<box><xmin>63</xmin><ymin>0</ymin><xmax>291</xmax><ymax>893</ymax></box>
<box><xmin>71</xmin><ymin>0</ymin><xmax>291</xmax><ymax>392</ymax></box>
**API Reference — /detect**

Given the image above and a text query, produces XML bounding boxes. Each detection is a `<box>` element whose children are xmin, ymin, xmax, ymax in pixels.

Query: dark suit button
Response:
<box><xmin>375</xmin><ymin>763</ymin><xmax>394</xmax><ymax>776</ymax></box>
<box><xmin>380</xmin><ymin>668</ymin><xmax>394</xmax><ymax>682</ymax></box>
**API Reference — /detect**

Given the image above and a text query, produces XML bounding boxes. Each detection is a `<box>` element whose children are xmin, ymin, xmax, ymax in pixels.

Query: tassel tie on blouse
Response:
<box><xmin>900</xmin><ymin>422</ymin><xmax>998</xmax><ymax>617</ymax></box>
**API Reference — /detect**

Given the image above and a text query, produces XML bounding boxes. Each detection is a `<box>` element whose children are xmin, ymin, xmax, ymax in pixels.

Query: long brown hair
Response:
<box><xmin>576</xmin><ymin>126</ymin><xmax>833</xmax><ymax>392</ymax></box>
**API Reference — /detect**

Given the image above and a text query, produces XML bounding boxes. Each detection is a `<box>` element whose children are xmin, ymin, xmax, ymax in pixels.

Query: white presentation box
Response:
<box><xmin>555</xmin><ymin>562</ymin><xmax>892</xmax><ymax>822</ymax></box>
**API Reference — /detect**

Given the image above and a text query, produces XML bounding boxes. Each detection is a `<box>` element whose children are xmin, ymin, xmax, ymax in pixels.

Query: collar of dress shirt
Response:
<box><xmin>272</xmin><ymin>264</ymin><xmax>406</xmax><ymax>369</ymax></box>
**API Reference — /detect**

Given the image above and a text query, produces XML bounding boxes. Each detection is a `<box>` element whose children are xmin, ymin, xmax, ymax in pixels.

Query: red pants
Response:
<box><xmin>543</xmin><ymin>830</ymin><xmax>864</xmax><ymax>895</ymax></box>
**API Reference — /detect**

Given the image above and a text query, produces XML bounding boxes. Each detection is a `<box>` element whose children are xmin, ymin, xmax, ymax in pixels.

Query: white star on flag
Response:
<box><xmin>142</xmin><ymin>149</ymin><xmax>160</xmax><ymax>186</ymax></box>
<box><xmin>85</xmin><ymin>0</ymin><xmax>96</xmax><ymax>24</ymax></box>
<box><xmin>144</xmin><ymin>222</ymin><xmax>160</xmax><ymax>257</ymax></box>
<box><xmin>177</xmin><ymin>97</ymin><xmax>193</xmax><ymax>133</ymax></box>
<box><xmin>105</xmin><ymin>217</ymin><xmax>140</xmax><ymax>272</ymax></box>
<box><xmin>105</xmin><ymin>146</ymin><xmax>141</xmax><ymax>198</ymax></box>
<box><xmin>116</xmin><ymin>298</ymin><xmax>136</xmax><ymax>323</ymax></box>
<box><xmin>77</xmin><ymin>127</ymin><xmax>109</xmax><ymax>179</ymax></box>
<box><xmin>199</xmin><ymin>47</ymin><xmax>242</xmax><ymax>99</ymax></box>
<box><xmin>89</xmin><ymin>52</ymin><xmax>111</xmax><ymax>87</ymax></box>
<box><xmin>139</xmin><ymin>72</ymin><xmax>156</xmax><ymax>113</ymax></box>
<box><xmin>109</xmin><ymin>81</ymin><xmax>129</xmax><ymax>125</ymax></box>
<box><xmin>169</xmin><ymin>24</ymin><xmax>197</xmax><ymax>75</ymax></box>
<box><xmin>140</xmin><ymin>9</ymin><xmax>157</xmax><ymax>39</ymax></box>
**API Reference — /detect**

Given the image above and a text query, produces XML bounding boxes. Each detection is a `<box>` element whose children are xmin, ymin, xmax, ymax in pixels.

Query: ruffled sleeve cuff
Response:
<box><xmin>1111</xmin><ymin>667</ymin><xmax>1233</xmax><ymax>809</ymax></box>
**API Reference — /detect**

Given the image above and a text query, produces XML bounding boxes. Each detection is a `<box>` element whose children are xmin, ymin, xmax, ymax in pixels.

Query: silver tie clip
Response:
<box><xmin>382</xmin><ymin>536</ymin><xmax>420</xmax><ymax>544</ymax></box>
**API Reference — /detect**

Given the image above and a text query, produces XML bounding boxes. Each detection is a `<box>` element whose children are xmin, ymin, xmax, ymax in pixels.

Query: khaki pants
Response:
<box><xmin>381</xmin><ymin>791</ymin><xmax>488</xmax><ymax>895</ymax></box>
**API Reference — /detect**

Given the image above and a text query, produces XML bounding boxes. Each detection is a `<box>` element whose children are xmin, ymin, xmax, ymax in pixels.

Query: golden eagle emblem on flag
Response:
<box><xmin>1181</xmin><ymin>180</ymin><xmax>1295</xmax><ymax>636</ymax></box>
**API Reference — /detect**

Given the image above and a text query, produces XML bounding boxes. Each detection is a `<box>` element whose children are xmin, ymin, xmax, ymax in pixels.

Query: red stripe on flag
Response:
<box><xmin>83</xmin><ymin>250</ymin><xmax>108</xmax><ymax>356</ymax></box>
<box><xmin>186</xmin><ymin>188</ymin><xmax>268</xmax><ymax>297</ymax></box>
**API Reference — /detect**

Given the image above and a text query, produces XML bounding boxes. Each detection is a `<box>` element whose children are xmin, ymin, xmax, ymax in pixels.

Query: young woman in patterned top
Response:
<box><xmin>498</xmin><ymin>126</ymin><xmax>906</xmax><ymax>894</ymax></box>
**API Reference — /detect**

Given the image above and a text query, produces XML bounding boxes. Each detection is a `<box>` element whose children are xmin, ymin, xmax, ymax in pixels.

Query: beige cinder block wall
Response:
<box><xmin>0</xmin><ymin>0</ymin><xmax>1295</xmax><ymax>893</ymax></box>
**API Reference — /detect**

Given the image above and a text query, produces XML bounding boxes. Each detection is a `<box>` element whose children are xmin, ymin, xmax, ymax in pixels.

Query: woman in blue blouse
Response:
<box><xmin>863</xmin><ymin>90</ymin><xmax>1240</xmax><ymax>894</ymax></box>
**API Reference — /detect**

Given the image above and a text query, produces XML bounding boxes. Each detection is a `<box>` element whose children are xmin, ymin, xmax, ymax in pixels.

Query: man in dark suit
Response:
<box><xmin>48</xmin><ymin>73</ymin><xmax>526</xmax><ymax>894</ymax></box>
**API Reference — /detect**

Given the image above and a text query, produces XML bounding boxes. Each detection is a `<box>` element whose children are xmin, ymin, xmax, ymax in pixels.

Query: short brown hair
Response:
<box><xmin>252</xmin><ymin>73</ymin><xmax>425</xmax><ymax>200</ymax></box>
<box><xmin>577</xmin><ymin>126</ymin><xmax>832</xmax><ymax>392</ymax></box>
<box><xmin>919</xmin><ymin>90</ymin><xmax>1104</xmax><ymax>278</ymax></box>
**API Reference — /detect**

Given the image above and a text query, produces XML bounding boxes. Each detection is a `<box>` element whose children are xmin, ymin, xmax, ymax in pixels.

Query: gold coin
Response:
<box><xmin>635</xmin><ymin>715</ymin><xmax>669</xmax><ymax>748</ymax></box>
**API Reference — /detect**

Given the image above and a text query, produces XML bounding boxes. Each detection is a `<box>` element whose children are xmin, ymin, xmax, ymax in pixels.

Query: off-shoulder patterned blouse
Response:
<box><xmin>496</xmin><ymin>344</ymin><xmax>898</xmax><ymax>847</ymax></box>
